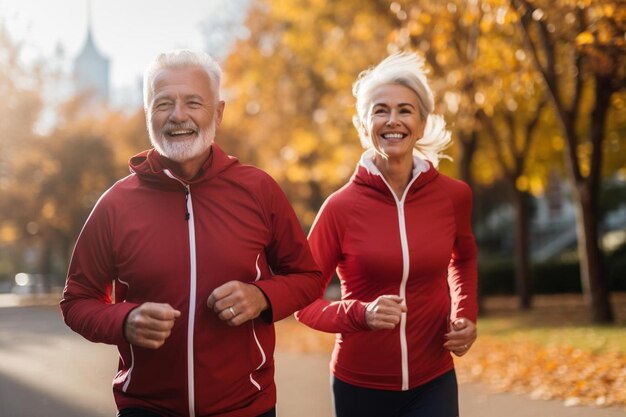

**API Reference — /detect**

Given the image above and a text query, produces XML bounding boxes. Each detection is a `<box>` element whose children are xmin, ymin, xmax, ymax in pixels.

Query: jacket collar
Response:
<box><xmin>129</xmin><ymin>144</ymin><xmax>238</xmax><ymax>190</ymax></box>
<box><xmin>353</xmin><ymin>148</ymin><xmax>439</xmax><ymax>200</ymax></box>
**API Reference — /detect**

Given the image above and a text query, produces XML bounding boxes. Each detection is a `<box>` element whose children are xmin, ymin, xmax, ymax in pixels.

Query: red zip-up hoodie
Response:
<box><xmin>61</xmin><ymin>144</ymin><xmax>322</xmax><ymax>417</ymax></box>
<box><xmin>295</xmin><ymin>150</ymin><xmax>477</xmax><ymax>391</ymax></box>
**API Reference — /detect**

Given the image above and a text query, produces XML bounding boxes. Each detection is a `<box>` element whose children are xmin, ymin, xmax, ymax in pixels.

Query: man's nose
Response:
<box><xmin>169</xmin><ymin>102</ymin><xmax>188</xmax><ymax>122</ymax></box>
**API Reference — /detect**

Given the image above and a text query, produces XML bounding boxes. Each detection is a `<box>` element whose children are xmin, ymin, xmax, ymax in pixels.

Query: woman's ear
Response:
<box><xmin>352</xmin><ymin>115</ymin><xmax>368</xmax><ymax>138</ymax></box>
<box><xmin>417</xmin><ymin>114</ymin><xmax>427</xmax><ymax>139</ymax></box>
<box><xmin>361</xmin><ymin>123</ymin><xmax>370</xmax><ymax>138</ymax></box>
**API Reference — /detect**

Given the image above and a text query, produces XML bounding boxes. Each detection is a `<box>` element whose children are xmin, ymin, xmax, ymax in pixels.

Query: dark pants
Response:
<box><xmin>332</xmin><ymin>369</ymin><xmax>459</xmax><ymax>417</ymax></box>
<box><xmin>117</xmin><ymin>407</ymin><xmax>276</xmax><ymax>417</ymax></box>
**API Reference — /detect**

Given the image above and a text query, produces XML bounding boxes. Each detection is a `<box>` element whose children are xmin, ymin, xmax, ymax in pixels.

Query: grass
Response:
<box><xmin>477</xmin><ymin>293</ymin><xmax>626</xmax><ymax>353</ymax></box>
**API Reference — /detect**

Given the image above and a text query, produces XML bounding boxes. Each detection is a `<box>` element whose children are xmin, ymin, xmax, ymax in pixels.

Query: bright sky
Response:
<box><xmin>0</xmin><ymin>0</ymin><xmax>248</xmax><ymax>95</ymax></box>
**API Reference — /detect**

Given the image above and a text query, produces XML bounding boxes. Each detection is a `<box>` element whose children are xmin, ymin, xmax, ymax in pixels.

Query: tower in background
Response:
<box><xmin>73</xmin><ymin>1</ymin><xmax>109</xmax><ymax>104</ymax></box>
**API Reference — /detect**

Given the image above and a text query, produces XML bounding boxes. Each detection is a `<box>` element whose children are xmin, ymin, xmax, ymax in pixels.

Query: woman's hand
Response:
<box><xmin>444</xmin><ymin>318</ymin><xmax>477</xmax><ymax>357</ymax></box>
<box><xmin>365</xmin><ymin>295</ymin><xmax>406</xmax><ymax>330</ymax></box>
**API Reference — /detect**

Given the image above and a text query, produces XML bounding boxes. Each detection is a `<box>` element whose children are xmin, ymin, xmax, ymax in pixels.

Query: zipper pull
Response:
<box><xmin>184</xmin><ymin>185</ymin><xmax>190</xmax><ymax>221</ymax></box>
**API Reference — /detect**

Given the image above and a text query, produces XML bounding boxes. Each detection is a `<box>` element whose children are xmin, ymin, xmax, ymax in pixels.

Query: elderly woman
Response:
<box><xmin>295</xmin><ymin>52</ymin><xmax>478</xmax><ymax>417</ymax></box>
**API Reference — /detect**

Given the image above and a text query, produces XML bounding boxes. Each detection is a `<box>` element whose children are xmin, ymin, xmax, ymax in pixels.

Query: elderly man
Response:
<box><xmin>61</xmin><ymin>49</ymin><xmax>322</xmax><ymax>417</ymax></box>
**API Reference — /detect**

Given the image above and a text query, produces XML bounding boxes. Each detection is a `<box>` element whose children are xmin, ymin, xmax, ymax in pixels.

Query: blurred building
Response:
<box><xmin>73</xmin><ymin>10</ymin><xmax>110</xmax><ymax>104</ymax></box>
<box><xmin>477</xmin><ymin>171</ymin><xmax>626</xmax><ymax>261</ymax></box>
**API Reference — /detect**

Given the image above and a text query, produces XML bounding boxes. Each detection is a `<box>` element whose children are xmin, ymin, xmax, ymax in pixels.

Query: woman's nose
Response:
<box><xmin>385</xmin><ymin>111</ymin><xmax>400</xmax><ymax>126</ymax></box>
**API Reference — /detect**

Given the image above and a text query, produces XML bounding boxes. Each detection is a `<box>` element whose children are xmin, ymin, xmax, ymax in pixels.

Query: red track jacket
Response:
<box><xmin>61</xmin><ymin>144</ymin><xmax>322</xmax><ymax>417</ymax></box>
<box><xmin>296</xmin><ymin>151</ymin><xmax>478</xmax><ymax>391</ymax></box>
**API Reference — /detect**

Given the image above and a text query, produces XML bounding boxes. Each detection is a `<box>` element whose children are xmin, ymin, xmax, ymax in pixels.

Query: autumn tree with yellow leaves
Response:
<box><xmin>383</xmin><ymin>0</ymin><xmax>625</xmax><ymax>320</ymax></box>
<box><xmin>0</xmin><ymin>24</ymin><xmax>44</xmax><ymax>280</ymax></box>
<box><xmin>220</xmin><ymin>0</ymin><xmax>397</xmax><ymax>227</ymax></box>
<box><xmin>510</xmin><ymin>0</ymin><xmax>626</xmax><ymax>323</ymax></box>
<box><xmin>0</xmin><ymin>24</ymin><xmax>146</xmax><ymax>283</ymax></box>
<box><xmin>383</xmin><ymin>0</ymin><xmax>550</xmax><ymax>309</ymax></box>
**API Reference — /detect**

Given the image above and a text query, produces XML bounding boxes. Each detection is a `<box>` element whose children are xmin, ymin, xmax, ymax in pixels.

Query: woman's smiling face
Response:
<box><xmin>366</xmin><ymin>83</ymin><xmax>427</xmax><ymax>160</ymax></box>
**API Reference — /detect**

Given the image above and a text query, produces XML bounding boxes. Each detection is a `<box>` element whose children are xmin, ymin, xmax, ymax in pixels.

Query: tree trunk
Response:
<box><xmin>307</xmin><ymin>178</ymin><xmax>325</xmax><ymax>229</ymax></box>
<box><xmin>37</xmin><ymin>238</ymin><xmax>53</xmax><ymax>293</ymax></box>
<box><xmin>457</xmin><ymin>127</ymin><xmax>481</xmax><ymax>311</ymax></box>
<box><xmin>457</xmin><ymin>128</ymin><xmax>480</xmax><ymax>235</ymax></box>
<box><xmin>457</xmin><ymin>129</ymin><xmax>478</xmax><ymax>190</ymax></box>
<box><xmin>512</xmin><ymin>187</ymin><xmax>532</xmax><ymax>309</ymax></box>
<box><xmin>571</xmin><ymin>75</ymin><xmax>614</xmax><ymax>323</ymax></box>
<box><xmin>573</xmin><ymin>184</ymin><xmax>613</xmax><ymax>323</ymax></box>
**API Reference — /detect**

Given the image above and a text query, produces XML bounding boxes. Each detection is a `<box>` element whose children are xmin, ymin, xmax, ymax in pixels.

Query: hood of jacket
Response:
<box><xmin>351</xmin><ymin>148</ymin><xmax>439</xmax><ymax>202</ymax></box>
<box><xmin>128</xmin><ymin>144</ymin><xmax>239</xmax><ymax>190</ymax></box>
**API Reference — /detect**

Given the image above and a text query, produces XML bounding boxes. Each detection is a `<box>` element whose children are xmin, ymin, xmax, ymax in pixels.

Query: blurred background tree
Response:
<box><xmin>374</xmin><ymin>0</ymin><xmax>625</xmax><ymax>321</ymax></box>
<box><xmin>510</xmin><ymin>0</ymin><xmax>626</xmax><ymax>323</ymax></box>
<box><xmin>0</xmin><ymin>22</ymin><xmax>147</xmax><ymax>288</ymax></box>
<box><xmin>385</xmin><ymin>0</ymin><xmax>553</xmax><ymax>309</ymax></box>
<box><xmin>0</xmin><ymin>23</ymin><xmax>44</xmax><ymax>285</ymax></box>
<box><xmin>221</xmin><ymin>0</ymin><xmax>396</xmax><ymax>227</ymax></box>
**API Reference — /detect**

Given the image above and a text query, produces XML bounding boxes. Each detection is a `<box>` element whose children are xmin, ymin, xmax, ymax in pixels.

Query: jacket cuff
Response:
<box><xmin>353</xmin><ymin>301</ymin><xmax>370</xmax><ymax>331</ymax></box>
<box><xmin>251</xmin><ymin>284</ymin><xmax>273</xmax><ymax>323</ymax></box>
<box><xmin>251</xmin><ymin>281</ymin><xmax>289</xmax><ymax>322</ymax></box>
<box><xmin>114</xmin><ymin>302</ymin><xmax>141</xmax><ymax>345</ymax></box>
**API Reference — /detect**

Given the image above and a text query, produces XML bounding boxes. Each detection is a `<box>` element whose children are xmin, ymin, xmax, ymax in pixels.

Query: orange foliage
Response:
<box><xmin>455</xmin><ymin>337</ymin><xmax>626</xmax><ymax>408</ymax></box>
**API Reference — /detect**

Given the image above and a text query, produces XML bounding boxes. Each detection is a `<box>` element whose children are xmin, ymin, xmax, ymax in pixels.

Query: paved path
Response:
<box><xmin>1</xmin><ymin>302</ymin><xmax>624</xmax><ymax>416</ymax></box>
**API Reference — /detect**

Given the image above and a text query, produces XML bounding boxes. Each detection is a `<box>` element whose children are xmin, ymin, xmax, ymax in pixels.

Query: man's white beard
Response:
<box><xmin>149</xmin><ymin>119</ymin><xmax>216</xmax><ymax>163</ymax></box>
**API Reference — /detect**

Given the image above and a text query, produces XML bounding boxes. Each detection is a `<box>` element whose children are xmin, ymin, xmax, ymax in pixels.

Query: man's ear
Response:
<box><xmin>215</xmin><ymin>100</ymin><xmax>226</xmax><ymax>127</ymax></box>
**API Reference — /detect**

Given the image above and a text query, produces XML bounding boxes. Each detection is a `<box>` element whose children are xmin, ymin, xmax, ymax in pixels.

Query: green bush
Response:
<box><xmin>478</xmin><ymin>259</ymin><xmax>516</xmax><ymax>295</ymax></box>
<box><xmin>532</xmin><ymin>261</ymin><xmax>581</xmax><ymax>294</ymax></box>
<box><xmin>607</xmin><ymin>258</ymin><xmax>626</xmax><ymax>292</ymax></box>
<box><xmin>478</xmin><ymin>254</ymin><xmax>626</xmax><ymax>295</ymax></box>
<box><xmin>606</xmin><ymin>241</ymin><xmax>626</xmax><ymax>291</ymax></box>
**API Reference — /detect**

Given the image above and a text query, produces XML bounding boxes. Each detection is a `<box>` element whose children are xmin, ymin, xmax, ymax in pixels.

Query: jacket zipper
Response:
<box><xmin>377</xmin><ymin>174</ymin><xmax>421</xmax><ymax>391</ymax></box>
<box><xmin>164</xmin><ymin>170</ymin><xmax>197</xmax><ymax>416</ymax></box>
<box><xmin>117</xmin><ymin>277</ymin><xmax>135</xmax><ymax>393</ymax></box>
<box><xmin>249</xmin><ymin>253</ymin><xmax>267</xmax><ymax>390</ymax></box>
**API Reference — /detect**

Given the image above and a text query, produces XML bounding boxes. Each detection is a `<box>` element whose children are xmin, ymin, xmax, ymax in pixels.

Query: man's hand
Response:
<box><xmin>124</xmin><ymin>302</ymin><xmax>181</xmax><ymax>349</ymax></box>
<box><xmin>365</xmin><ymin>295</ymin><xmax>406</xmax><ymax>330</ymax></box>
<box><xmin>444</xmin><ymin>317</ymin><xmax>477</xmax><ymax>357</ymax></box>
<box><xmin>207</xmin><ymin>281</ymin><xmax>269</xmax><ymax>326</ymax></box>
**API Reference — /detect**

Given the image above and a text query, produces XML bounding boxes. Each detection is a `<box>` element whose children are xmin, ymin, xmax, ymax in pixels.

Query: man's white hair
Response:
<box><xmin>143</xmin><ymin>49</ymin><xmax>223</xmax><ymax>110</ymax></box>
<box><xmin>352</xmin><ymin>52</ymin><xmax>451</xmax><ymax>167</ymax></box>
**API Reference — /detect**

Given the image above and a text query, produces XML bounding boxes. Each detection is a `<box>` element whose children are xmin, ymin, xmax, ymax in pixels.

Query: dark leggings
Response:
<box><xmin>117</xmin><ymin>407</ymin><xmax>276</xmax><ymax>417</ymax></box>
<box><xmin>332</xmin><ymin>369</ymin><xmax>459</xmax><ymax>417</ymax></box>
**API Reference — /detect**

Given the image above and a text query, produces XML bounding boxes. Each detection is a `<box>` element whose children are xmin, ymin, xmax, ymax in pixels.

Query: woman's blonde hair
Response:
<box><xmin>352</xmin><ymin>52</ymin><xmax>451</xmax><ymax>167</ymax></box>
